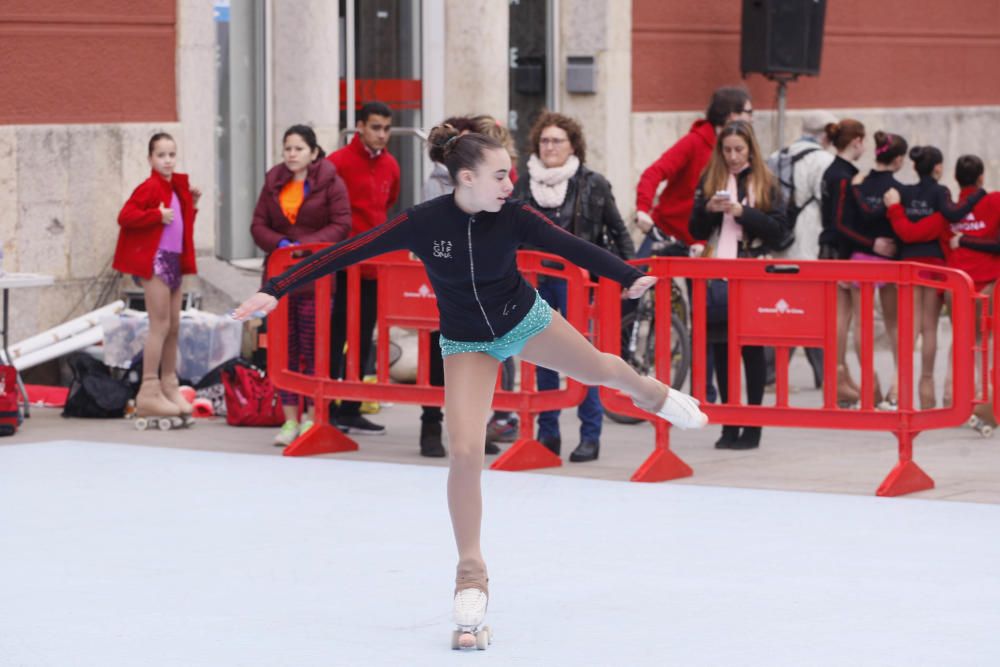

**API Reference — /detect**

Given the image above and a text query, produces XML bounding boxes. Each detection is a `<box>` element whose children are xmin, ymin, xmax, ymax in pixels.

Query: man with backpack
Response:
<box><xmin>766</xmin><ymin>111</ymin><xmax>838</xmax><ymax>389</ymax></box>
<box><xmin>768</xmin><ymin>111</ymin><xmax>838</xmax><ymax>262</ymax></box>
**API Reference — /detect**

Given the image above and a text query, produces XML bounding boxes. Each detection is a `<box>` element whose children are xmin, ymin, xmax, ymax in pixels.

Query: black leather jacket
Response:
<box><xmin>513</xmin><ymin>164</ymin><xmax>636</xmax><ymax>260</ymax></box>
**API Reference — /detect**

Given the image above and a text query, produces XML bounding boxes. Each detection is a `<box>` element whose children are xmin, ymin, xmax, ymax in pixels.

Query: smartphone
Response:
<box><xmin>714</xmin><ymin>190</ymin><xmax>730</xmax><ymax>199</ymax></box>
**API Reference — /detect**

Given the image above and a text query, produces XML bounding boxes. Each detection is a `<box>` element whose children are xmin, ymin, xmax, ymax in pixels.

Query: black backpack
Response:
<box><xmin>62</xmin><ymin>353</ymin><xmax>131</xmax><ymax>419</ymax></box>
<box><xmin>767</xmin><ymin>145</ymin><xmax>820</xmax><ymax>230</ymax></box>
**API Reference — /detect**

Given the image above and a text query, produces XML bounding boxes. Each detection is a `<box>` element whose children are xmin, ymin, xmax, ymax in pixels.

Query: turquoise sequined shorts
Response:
<box><xmin>439</xmin><ymin>291</ymin><xmax>553</xmax><ymax>362</ymax></box>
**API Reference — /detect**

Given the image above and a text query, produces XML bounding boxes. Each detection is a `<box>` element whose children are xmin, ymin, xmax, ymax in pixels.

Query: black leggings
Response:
<box><xmin>421</xmin><ymin>331</ymin><xmax>446</xmax><ymax>423</ymax></box>
<box><xmin>711</xmin><ymin>342</ymin><xmax>766</xmax><ymax>413</ymax></box>
<box><xmin>330</xmin><ymin>272</ymin><xmax>378</xmax><ymax>418</ymax></box>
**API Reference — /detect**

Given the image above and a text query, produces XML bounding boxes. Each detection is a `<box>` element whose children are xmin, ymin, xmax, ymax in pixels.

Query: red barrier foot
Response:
<box><xmin>630</xmin><ymin>448</ymin><xmax>693</xmax><ymax>483</ymax></box>
<box><xmin>876</xmin><ymin>460</ymin><xmax>935</xmax><ymax>497</ymax></box>
<box><xmin>490</xmin><ymin>438</ymin><xmax>562</xmax><ymax>471</ymax></box>
<box><xmin>284</xmin><ymin>423</ymin><xmax>359</xmax><ymax>457</ymax></box>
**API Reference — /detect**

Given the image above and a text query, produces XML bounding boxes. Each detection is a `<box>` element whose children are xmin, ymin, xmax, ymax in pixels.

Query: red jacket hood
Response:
<box><xmin>690</xmin><ymin>119</ymin><xmax>717</xmax><ymax>148</ymax></box>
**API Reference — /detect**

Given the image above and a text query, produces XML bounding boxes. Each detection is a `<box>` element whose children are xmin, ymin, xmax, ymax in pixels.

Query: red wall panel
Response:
<box><xmin>633</xmin><ymin>0</ymin><xmax>1000</xmax><ymax>112</ymax></box>
<box><xmin>0</xmin><ymin>0</ymin><xmax>176</xmax><ymax>124</ymax></box>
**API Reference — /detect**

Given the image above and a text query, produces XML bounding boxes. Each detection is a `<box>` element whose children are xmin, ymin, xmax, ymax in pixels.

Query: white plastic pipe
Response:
<box><xmin>9</xmin><ymin>300</ymin><xmax>125</xmax><ymax>360</ymax></box>
<box><xmin>13</xmin><ymin>326</ymin><xmax>104</xmax><ymax>371</ymax></box>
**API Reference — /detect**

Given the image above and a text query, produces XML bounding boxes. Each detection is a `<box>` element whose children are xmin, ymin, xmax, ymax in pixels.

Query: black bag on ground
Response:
<box><xmin>62</xmin><ymin>353</ymin><xmax>130</xmax><ymax>419</ymax></box>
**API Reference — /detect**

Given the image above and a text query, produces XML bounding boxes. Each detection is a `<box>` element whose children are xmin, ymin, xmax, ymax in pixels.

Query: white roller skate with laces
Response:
<box><xmin>451</xmin><ymin>561</ymin><xmax>491</xmax><ymax>650</ymax></box>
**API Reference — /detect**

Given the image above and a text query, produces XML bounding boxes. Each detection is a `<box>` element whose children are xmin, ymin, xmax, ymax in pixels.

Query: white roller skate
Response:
<box><xmin>161</xmin><ymin>375</ymin><xmax>195</xmax><ymax>427</ymax></box>
<box><xmin>968</xmin><ymin>414</ymin><xmax>994</xmax><ymax>438</ymax></box>
<box><xmin>640</xmin><ymin>384</ymin><xmax>708</xmax><ymax>430</ymax></box>
<box><xmin>134</xmin><ymin>378</ymin><xmax>184</xmax><ymax>431</ymax></box>
<box><xmin>452</xmin><ymin>588</ymin><xmax>491</xmax><ymax>650</ymax></box>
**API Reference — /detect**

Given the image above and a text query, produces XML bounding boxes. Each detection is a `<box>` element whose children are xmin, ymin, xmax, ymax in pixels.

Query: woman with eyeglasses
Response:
<box><xmin>511</xmin><ymin>111</ymin><xmax>635</xmax><ymax>463</ymax></box>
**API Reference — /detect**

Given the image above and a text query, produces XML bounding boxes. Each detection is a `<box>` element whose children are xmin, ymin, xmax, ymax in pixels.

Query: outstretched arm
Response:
<box><xmin>934</xmin><ymin>184</ymin><xmax>985</xmax><ymax>223</ymax></box>
<box><xmin>516</xmin><ymin>203</ymin><xmax>646</xmax><ymax>291</ymax></box>
<box><xmin>233</xmin><ymin>211</ymin><xmax>412</xmax><ymax>320</ymax></box>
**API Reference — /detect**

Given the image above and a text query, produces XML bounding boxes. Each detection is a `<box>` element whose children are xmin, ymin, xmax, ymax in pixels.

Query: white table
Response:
<box><xmin>0</xmin><ymin>273</ymin><xmax>56</xmax><ymax>417</ymax></box>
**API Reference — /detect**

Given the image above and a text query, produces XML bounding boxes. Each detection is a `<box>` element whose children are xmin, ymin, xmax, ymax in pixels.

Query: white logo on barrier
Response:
<box><xmin>433</xmin><ymin>240</ymin><xmax>453</xmax><ymax>259</ymax></box>
<box><xmin>403</xmin><ymin>283</ymin><xmax>437</xmax><ymax>299</ymax></box>
<box><xmin>757</xmin><ymin>298</ymin><xmax>805</xmax><ymax>316</ymax></box>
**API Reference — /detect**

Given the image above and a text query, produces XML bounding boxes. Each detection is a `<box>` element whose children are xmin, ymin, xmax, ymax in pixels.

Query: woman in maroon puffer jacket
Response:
<box><xmin>251</xmin><ymin>125</ymin><xmax>352</xmax><ymax>446</ymax></box>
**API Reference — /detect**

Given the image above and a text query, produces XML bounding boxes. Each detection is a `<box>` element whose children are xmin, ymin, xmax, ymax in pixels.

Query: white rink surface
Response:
<box><xmin>1</xmin><ymin>441</ymin><xmax>998</xmax><ymax>667</ymax></box>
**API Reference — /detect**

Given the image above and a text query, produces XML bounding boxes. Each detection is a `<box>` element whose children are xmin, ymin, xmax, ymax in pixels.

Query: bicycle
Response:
<box><xmin>605</xmin><ymin>230</ymin><xmax>692</xmax><ymax>425</ymax></box>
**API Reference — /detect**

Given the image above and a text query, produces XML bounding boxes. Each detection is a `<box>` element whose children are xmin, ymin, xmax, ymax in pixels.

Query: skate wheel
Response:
<box><xmin>451</xmin><ymin>630</ymin><xmax>461</xmax><ymax>650</ymax></box>
<box><xmin>458</xmin><ymin>632</ymin><xmax>476</xmax><ymax>649</ymax></box>
<box><xmin>982</xmin><ymin>425</ymin><xmax>993</xmax><ymax>438</ymax></box>
<box><xmin>968</xmin><ymin>416</ymin><xmax>980</xmax><ymax>428</ymax></box>
<box><xmin>476</xmin><ymin>626</ymin><xmax>491</xmax><ymax>650</ymax></box>
<box><xmin>158</xmin><ymin>418</ymin><xmax>172</xmax><ymax>431</ymax></box>
<box><xmin>135</xmin><ymin>418</ymin><xmax>148</xmax><ymax>431</ymax></box>
<box><xmin>170</xmin><ymin>417</ymin><xmax>184</xmax><ymax>428</ymax></box>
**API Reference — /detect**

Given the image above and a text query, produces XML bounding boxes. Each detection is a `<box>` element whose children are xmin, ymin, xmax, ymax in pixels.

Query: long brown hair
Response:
<box><xmin>701</xmin><ymin>121</ymin><xmax>773</xmax><ymax>211</ymax></box>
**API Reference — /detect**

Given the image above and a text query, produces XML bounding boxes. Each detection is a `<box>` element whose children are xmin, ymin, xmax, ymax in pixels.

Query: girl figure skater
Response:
<box><xmin>114</xmin><ymin>132</ymin><xmax>200</xmax><ymax>424</ymax></box>
<box><xmin>231</xmin><ymin>126</ymin><xmax>707</xmax><ymax>647</ymax></box>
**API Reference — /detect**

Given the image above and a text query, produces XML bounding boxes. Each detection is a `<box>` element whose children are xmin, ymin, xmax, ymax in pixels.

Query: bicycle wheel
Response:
<box><xmin>604</xmin><ymin>298</ymin><xmax>690</xmax><ymax>424</ymax></box>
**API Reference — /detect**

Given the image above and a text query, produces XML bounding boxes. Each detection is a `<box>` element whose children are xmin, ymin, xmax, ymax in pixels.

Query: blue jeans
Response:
<box><xmin>535</xmin><ymin>278</ymin><xmax>603</xmax><ymax>442</ymax></box>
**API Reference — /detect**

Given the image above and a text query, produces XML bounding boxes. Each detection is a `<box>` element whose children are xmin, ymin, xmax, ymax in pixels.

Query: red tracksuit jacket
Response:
<box><xmin>635</xmin><ymin>119</ymin><xmax>716</xmax><ymax>245</ymax></box>
<box><xmin>888</xmin><ymin>186</ymin><xmax>1000</xmax><ymax>287</ymax></box>
<box><xmin>114</xmin><ymin>170</ymin><xmax>197</xmax><ymax>278</ymax></box>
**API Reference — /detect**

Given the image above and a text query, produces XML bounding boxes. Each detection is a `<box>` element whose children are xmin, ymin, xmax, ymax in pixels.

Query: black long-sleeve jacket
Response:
<box><xmin>850</xmin><ymin>170</ymin><xmax>903</xmax><ymax>257</ymax></box>
<box><xmin>820</xmin><ymin>156</ymin><xmax>863</xmax><ymax>257</ymax></box>
<box><xmin>895</xmin><ymin>176</ymin><xmax>984</xmax><ymax>259</ymax></box>
<box><xmin>688</xmin><ymin>169</ymin><xmax>789</xmax><ymax>256</ymax></box>
<box><xmin>262</xmin><ymin>194</ymin><xmax>644</xmax><ymax>342</ymax></box>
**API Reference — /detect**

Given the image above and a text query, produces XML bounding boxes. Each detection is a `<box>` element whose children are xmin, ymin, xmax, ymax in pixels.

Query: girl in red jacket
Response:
<box><xmin>114</xmin><ymin>132</ymin><xmax>200</xmax><ymax>422</ymax></box>
<box><xmin>251</xmin><ymin>125</ymin><xmax>352</xmax><ymax>446</ymax></box>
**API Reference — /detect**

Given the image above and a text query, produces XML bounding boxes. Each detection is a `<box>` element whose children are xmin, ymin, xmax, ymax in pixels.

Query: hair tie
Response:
<box><xmin>445</xmin><ymin>135</ymin><xmax>460</xmax><ymax>147</ymax></box>
<box><xmin>875</xmin><ymin>142</ymin><xmax>892</xmax><ymax>156</ymax></box>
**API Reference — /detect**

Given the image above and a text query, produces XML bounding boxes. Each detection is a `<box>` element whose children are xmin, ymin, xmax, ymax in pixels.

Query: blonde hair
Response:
<box><xmin>701</xmin><ymin>120</ymin><xmax>773</xmax><ymax>212</ymax></box>
<box><xmin>470</xmin><ymin>114</ymin><xmax>517</xmax><ymax>160</ymax></box>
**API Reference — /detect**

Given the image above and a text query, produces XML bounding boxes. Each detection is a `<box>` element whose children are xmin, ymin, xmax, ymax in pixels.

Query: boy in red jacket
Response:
<box><xmin>326</xmin><ymin>102</ymin><xmax>401</xmax><ymax>434</ymax></box>
<box><xmin>634</xmin><ymin>86</ymin><xmax>752</xmax><ymax>403</ymax></box>
<box><xmin>634</xmin><ymin>86</ymin><xmax>753</xmax><ymax>249</ymax></box>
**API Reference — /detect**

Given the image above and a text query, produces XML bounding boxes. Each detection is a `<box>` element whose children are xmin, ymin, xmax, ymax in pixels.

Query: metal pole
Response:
<box><xmin>776</xmin><ymin>77</ymin><xmax>787</xmax><ymax>152</ymax></box>
<box><xmin>546</xmin><ymin>0</ymin><xmax>560</xmax><ymax>111</ymax></box>
<box><xmin>346</xmin><ymin>0</ymin><xmax>356</xmax><ymax>131</ymax></box>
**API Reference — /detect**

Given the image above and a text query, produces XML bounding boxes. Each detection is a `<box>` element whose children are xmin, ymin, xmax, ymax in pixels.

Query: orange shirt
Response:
<box><xmin>279</xmin><ymin>180</ymin><xmax>305</xmax><ymax>224</ymax></box>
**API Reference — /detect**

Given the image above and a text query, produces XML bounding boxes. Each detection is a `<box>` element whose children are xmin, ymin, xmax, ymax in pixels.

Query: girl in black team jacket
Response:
<box><xmin>882</xmin><ymin>146</ymin><xmax>985</xmax><ymax>408</ymax></box>
<box><xmin>819</xmin><ymin>118</ymin><xmax>867</xmax><ymax>406</ymax></box>
<box><xmin>849</xmin><ymin>131</ymin><xmax>908</xmax><ymax>408</ymax></box>
<box><xmin>232</xmin><ymin>125</ymin><xmax>707</xmax><ymax>646</ymax></box>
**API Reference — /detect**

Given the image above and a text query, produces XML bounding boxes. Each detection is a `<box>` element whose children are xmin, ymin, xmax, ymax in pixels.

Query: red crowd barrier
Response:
<box><xmin>265</xmin><ymin>245</ymin><xmax>592</xmax><ymax>467</ymax></box>
<box><xmin>597</xmin><ymin>257</ymin><xmax>977</xmax><ymax>496</ymax></box>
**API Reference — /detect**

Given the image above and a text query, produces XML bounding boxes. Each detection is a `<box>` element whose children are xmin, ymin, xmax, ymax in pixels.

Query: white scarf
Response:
<box><xmin>716</xmin><ymin>170</ymin><xmax>755</xmax><ymax>259</ymax></box>
<box><xmin>527</xmin><ymin>154</ymin><xmax>581</xmax><ymax>209</ymax></box>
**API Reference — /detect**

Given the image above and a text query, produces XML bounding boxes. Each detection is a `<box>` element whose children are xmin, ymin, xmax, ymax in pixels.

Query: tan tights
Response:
<box><xmin>140</xmin><ymin>276</ymin><xmax>183</xmax><ymax>380</ymax></box>
<box><xmin>443</xmin><ymin>310</ymin><xmax>668</xmax><ymax>593</ymax></box>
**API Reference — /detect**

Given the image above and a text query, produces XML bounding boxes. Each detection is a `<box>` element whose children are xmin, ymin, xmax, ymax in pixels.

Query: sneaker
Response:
<box><xmin>274</xmin><ymin>419</ymin><xmax>299</xmax><ymax>447</ymax></box>
<box><xmin>336</xmin><ymin>414</ymin><xmax>386</xmax><ymax>435</ymax></box>
<box><xmin>298</xmin><ymin>419</ymin><xmax>314</xmax><ymax>436</ymax></box>
<box><xmin>485</xmin><ymin>418</ymin><xmax>519</xmax><ymax>443</ymax></box>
